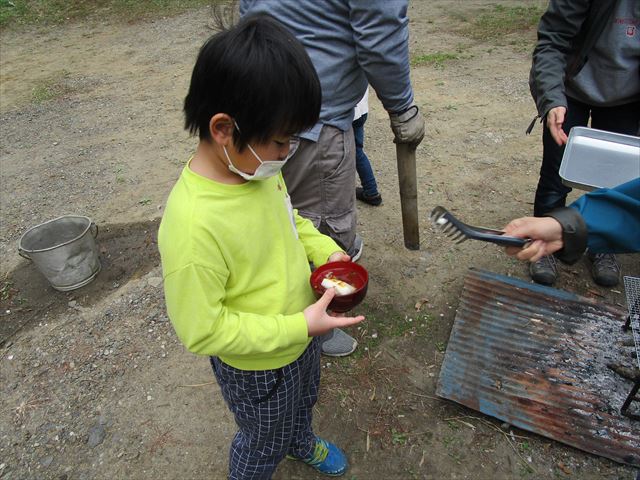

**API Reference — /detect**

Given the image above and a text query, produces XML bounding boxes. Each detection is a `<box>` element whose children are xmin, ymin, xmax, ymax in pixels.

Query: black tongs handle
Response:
<box><xmin>431</xmin><ymin>206</ymin><xmax>530</xmax><ymax>248</ymax></box>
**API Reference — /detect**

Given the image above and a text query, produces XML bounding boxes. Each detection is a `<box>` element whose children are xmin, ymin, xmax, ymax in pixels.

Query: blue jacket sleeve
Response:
<box><xmin>569</xmin><ymin>178</ymin><xmax>640</xmax><ymax>254</ymax></box>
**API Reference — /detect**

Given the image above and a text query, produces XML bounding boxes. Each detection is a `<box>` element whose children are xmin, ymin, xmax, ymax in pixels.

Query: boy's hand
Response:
<box><xmin>327</xmin><ymin>251</ymin><xmax>350</xmax><ymax>263</ymax></box>
<box><xmin>304</xmin><ymin>288</ymin><xmax>365</xmax><ymax>336</ymax></box>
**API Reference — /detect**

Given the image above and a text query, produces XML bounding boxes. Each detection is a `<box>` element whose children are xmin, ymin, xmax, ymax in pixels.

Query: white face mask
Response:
<box><xmin>224</xmin><ymin>122</ymin><xmax>299</xmax><ymax>181</ymax></box>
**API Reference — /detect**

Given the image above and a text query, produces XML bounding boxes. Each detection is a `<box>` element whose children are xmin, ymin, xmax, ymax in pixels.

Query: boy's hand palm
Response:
<box><xmin>304</xmin><ymin>288</ymin><xmax>365</xmax><ymax>336</ymax></box>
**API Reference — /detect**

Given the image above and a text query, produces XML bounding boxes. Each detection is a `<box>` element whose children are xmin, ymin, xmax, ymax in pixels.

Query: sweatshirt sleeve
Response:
<box><xmin>349</xmin><ymin>0</ymin><xmax>414</xmax><ymax>114</ymax></box>
<box><xmin>294</xmin><ymin>210</ymin><xmax>344</xmax><ymax>267</ymax></box>
<box><xmin>163</xmin><ymin>263</ymin><xmax>309</xmax><ymax>357</ymax></box>
<box><xmin>569</xmin><ymin>178</ymin><xmax>640</xmax><ymax>254</ymax></box>
<box><xmin>529</xmin><ymin>0</ymin><xmax>591</xmax><ymax>117</ymax></box>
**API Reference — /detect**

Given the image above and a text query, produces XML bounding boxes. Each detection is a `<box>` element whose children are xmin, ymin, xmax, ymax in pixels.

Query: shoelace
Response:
<box><xmin>538</xmin><ymin>255</ymin><xmax>557</xmax><ymax>270</ymax></box>
<box><xmin>303</xmin><ymin>438</ymin><xmax>329</xmax><ymax>466</ymax></box>
<box><xmin>592</xmin><ymin>253</ymin><xmax>619</xmax><ymax>270</ymax></box>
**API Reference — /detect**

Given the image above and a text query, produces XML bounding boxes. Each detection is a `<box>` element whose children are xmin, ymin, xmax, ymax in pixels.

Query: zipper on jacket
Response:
<box><xmin>526</xmin><ymin>115</ymin><xmax>541</xmax><ymax>135</ymax></box>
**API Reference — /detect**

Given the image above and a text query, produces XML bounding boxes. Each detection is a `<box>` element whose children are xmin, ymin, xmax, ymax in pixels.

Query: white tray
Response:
<box><xmin>560</xmin><ymin>127</ymin><xmax>640</xmax><ymax>191</ymax></box>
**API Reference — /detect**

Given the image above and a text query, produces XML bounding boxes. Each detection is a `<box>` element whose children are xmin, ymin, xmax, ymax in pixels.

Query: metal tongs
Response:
<box><xmin>430</xmin><ymin>206</ymin><xmax>529</xmax><ymax>248</ymax></box>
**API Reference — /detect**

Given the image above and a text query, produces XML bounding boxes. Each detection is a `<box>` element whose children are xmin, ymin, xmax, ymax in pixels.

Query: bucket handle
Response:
<box><xmin>18</xmin><ymin>218</ymin><xmax>98</xmax><ymax>261</ymax></box>
<box><xmin>18</xmin><ymin>247</ymin><xmax>30</xmax><ymax>260</ymax></box>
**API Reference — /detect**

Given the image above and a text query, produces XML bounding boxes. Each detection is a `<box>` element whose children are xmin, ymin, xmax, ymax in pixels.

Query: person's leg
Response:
<box><xmin>533</xmin><ymin>97</ymin><xmax>591</xmax><ymax>217</ymax></box>
<box><xmin>282</xmin><ymin>126</ymin><xmax>357</xmax><ymax>255</ymax></box>
<box><xmin>530</xmin><ymin>97</ymin><xmax>591</xmax><ymax>285</ymax></box>
<box><xmin>287</xmin><ymin>338</ymin><xmax>348</xmax><ymax>476</ymax></box>
<box><xmin>582</xmin><ymin>100</ymin><xmax>640</xmax><ymax>287</ymax></box>
<box><xmin>210</xmin><ymin>358</ymin><xmax>298</xmax><ymax>480</ymax></box>
<box><xmin>282</xmin><ymin>127</ymin><xmax>360</xmax><ymax>356</ymax></box>
<box><xmin>590</xmin><ymin>100</ymin><xmax>640</xmax><ymax>136</ymax></box>
<box><xmin>287</xmin><ymin>337</ymin><xmax>321</xmax><ymax>459</ymax></box>
<box><xmin>353</xmin><ymin>114</ymin><xmax>380</xmax><ymax>200</ymax></box>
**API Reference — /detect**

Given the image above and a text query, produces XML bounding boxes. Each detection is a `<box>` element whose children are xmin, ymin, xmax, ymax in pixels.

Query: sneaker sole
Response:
<box><xmin>286</xmin><ymin>457</ymin><xmax>347</xmax><ymax>476</ymax></box>
<box><xmin>350</xmin><ymin>240</ymin><xmax>363</xmax><ymax>262</ymax></box>
<box><xmin>321</xmin><ymin>341</ymin><xmax>358</xmax><ymax>357</ymax></box>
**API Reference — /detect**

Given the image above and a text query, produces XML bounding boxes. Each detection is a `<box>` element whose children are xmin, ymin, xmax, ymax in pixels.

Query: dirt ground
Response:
<box><xmin>1</xmin><ymin>1</ymin><xmax>638</xmax><ymax>479</ymax></box>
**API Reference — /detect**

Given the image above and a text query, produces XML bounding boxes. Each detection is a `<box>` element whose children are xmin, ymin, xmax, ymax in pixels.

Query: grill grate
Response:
<box><xmin>623</xmin><ymin>276</ymin><xmax>640</xmax><ymax>370</ymax></box>
<box><xmin>621</xmin><ymin>276</ymin><xmax>640</xmax><ymax>420</ymax></box>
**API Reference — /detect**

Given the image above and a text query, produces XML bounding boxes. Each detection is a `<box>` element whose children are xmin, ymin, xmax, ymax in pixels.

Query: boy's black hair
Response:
<box><xmin>184</xmin><ymin>14</ymin><xmax>321</xmax><ymax>150</ymax></box>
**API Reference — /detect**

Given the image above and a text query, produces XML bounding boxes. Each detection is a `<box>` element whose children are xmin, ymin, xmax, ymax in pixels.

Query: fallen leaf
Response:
<box><xmin>415</xmin><ymin>298</ymin><xmax>429</xmax><ymax>311</ymax></box>
<box><xmin>557</xmin><ymin>462</ymin><xmax>571</xmax><ymax>475</ymax></box>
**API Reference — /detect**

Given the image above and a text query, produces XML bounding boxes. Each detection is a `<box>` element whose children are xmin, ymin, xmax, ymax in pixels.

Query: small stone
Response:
<box><xmin>147</xmin><ymin>277</ymin><xmax>163</xmax><ymax>288</ymax></box>
<box><xmin>87</xmin><ymin>425</ymin><xmax>106</xmax><ymax>447</ymax></box>
<box><xmin>40</xmin><ymin>455</ymin><xmax>54</xmax><ymax>468</ymax></box>
<box><xmin>500</xmin><ymin>422</ymin><xmax>510</xmax><ymax>431</ymax></box>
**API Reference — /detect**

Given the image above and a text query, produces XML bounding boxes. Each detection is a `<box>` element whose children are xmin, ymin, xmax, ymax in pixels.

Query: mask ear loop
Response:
<box><xmin>232</xmin><ymin>120</ymin><xmax>264</xmax><ymax>165</ymax></box>
<box><xmin>223</xmin><ymin>121</ymin><xmax>243</xmax><ymax>170</ymax></box>
<box><xmin>245</xmin><ymin>143</ymin><xmax>264</xmax><ymax>165</ymax></box>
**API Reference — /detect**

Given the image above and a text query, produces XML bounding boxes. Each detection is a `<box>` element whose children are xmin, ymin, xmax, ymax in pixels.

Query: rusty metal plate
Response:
<box><xmin>437</xmin><ymin>268</ymin><xmax>640</xmax><ymax>466</ymax></box>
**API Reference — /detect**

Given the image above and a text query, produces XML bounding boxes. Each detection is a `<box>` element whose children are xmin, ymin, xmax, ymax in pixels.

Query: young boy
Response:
<box><xmin>158</xmin><ymin>15</ymin><xmax>365</xmax><ymax>480</ymax></box>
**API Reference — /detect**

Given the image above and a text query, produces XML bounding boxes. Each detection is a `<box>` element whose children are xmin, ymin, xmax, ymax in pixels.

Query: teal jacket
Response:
<box><xmin>570</xmin><ymin>177</ymin><xmax>640</xmax><ymax>254</ymax></box>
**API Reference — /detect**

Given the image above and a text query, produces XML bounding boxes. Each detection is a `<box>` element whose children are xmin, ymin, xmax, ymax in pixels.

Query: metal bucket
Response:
<box><xmin>18</xmin><ymin>215</ymin><xmax>101</xmax><ymax>291</ymax></box>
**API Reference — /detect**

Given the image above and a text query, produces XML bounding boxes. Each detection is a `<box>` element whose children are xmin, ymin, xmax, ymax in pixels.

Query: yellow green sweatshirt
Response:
<box><xmin>158</xmin><ymin>162</ymin><xmax>341</xmax><ymax>370</ymax></box>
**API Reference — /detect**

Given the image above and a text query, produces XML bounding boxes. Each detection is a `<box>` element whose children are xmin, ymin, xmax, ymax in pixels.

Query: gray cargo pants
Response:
<box><xmin>282</xmin><ymin>125</ymin><xmax>357</xmax><ymax>254</ymax></box>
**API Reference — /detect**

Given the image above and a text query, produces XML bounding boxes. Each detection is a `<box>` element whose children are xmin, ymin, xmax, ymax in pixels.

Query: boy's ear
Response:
<box><xmin>209</xmin><ymin>114</ymin><xmax>234</xmax><ymax>145</ymax></box>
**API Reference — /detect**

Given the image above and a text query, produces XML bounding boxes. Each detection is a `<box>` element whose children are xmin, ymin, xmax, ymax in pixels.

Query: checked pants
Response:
<box><xmin>210</xmin><ymin>338</ymin><xmax>321</xmax><ymax>480</ymax></box>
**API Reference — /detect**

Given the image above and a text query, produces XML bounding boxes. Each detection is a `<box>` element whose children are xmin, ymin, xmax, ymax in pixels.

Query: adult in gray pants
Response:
<box><xmin>240</xmin><ymin>0</ymin><xmax>425</xmax><ymax>356</ymax></box>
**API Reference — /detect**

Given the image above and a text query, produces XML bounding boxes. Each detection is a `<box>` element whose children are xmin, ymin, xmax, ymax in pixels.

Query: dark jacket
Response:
<box><xmin>529</xmin><ymin>0</ymin><xmax>617</xmax><ymax>118</ymax></box>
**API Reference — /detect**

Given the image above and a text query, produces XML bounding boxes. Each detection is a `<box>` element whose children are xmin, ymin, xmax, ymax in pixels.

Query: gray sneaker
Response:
<box><xmin>529</xmin><ymin>255</ymin><xmax>558</xmax><ymax>286</ymax></box>
<box><xmin>347</xmin><ymin>234</ymin><xmax>364</xmax><ymax>262</ymax></box>
<box><xmin>320</xmin><ymin>328</ymin><xmax>357</xmax><ymax>357</ymax></box>
<box><xmin>587</xmin><ymin>252</ymin><xmax>620</xmax><ymax>287</ymax></box>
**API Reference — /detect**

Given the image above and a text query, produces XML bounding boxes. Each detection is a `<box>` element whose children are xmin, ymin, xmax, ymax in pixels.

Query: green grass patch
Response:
<box><xmin>465</xmin><ymin>4</ymin><xmax>544</xmax><ymax>40</ymax></box>
<box><xmin>1</xmin><ymin>0</ymin><xmax>216</xmax><ymax>28</ymax></box>
<box><xmin>411</xmin><ymin>51</ymin><xmax>458</xmax><ymax>68</ymax></box>
<box><xmin>391</xmin><ymin>429</ymin><xmax>408</xmax><ymax>446</ymax></box>
<box><xmin>31</xmin><ymin>70</ymin><xmax>71</xmax><ymax>103</ymax></box>
<box><xmin>348</xmin><ymin>302</ymin><xmax>436</xmax><ymax>359</ymax></box>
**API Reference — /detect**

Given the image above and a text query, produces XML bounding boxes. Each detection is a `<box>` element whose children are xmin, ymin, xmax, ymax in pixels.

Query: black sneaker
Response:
<box><xmin>356</xmin><ymin>187</ymin><xmax>382</xmax><ymax>206</ymax></box>
<box><xmin>587</xmin><ymin>252</ymin><xmax>620</xmax><ymax>287</ymax></box>
<box><xmin>529</xmin><ymin>255</ymin><xmax>558</xmax><ymax>286</ymax></box>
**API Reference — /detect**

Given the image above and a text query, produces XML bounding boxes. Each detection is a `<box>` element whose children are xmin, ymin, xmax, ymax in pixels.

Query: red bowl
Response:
<box><xmin>310</xmin><ymin>261</ymin><xmax>368</xmax><ymax>313</ymax></box>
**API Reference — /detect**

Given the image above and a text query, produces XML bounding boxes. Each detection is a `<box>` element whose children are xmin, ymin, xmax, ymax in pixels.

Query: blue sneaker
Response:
<box><xmin>290</xmin><ymin>437</ymin><xmax>348</xmax><ymax>476</ymax></box>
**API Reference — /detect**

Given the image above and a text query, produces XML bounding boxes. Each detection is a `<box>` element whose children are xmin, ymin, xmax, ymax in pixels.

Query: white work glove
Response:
<box><xmin>389</xmin><ymin>103</ymin><xmax>425</xmax><ymax>146</ymax></box>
